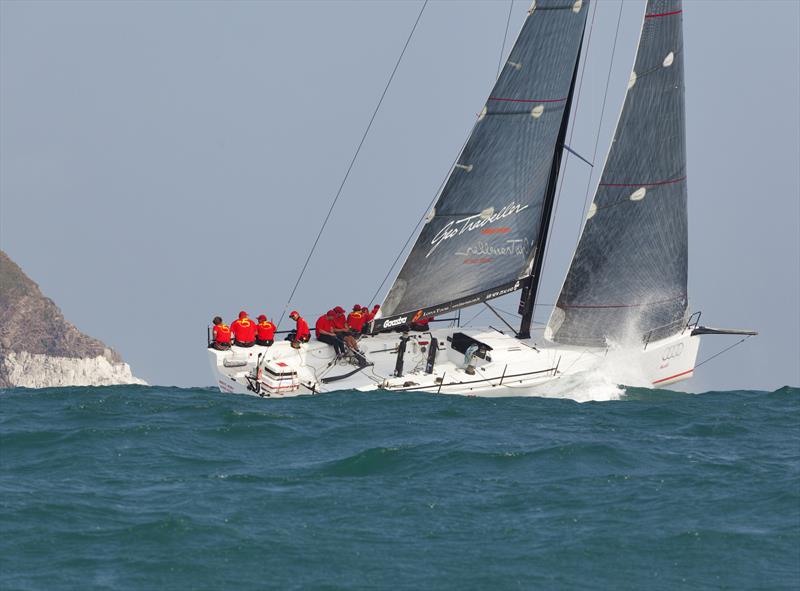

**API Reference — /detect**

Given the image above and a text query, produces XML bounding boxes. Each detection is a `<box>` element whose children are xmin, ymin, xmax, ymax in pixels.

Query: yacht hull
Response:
<box><xmin>208</xmin><ymin>326</ymin><xmax>700</xmax><ymax>398</ymax></box>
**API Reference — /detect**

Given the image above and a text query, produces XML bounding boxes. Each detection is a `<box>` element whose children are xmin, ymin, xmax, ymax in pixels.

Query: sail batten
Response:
<box><xmin>375</xmin><ymin>0</ymin><xmax>589</xmax><ymax>332</ymax></box>
<box><xmin>548</xmin><ymin>0</ymin><xmax>689</xmax><ymax>348</ymax></box>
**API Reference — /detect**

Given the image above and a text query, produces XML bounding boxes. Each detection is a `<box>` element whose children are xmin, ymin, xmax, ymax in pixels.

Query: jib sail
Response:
<box><xmin>375</xmin><ymin>0</ymin><xmax>589</xmax><ymax>331</ymax></box>
<box><xmin>547</xmin><ymin>0</ymin><xmax>689</xmax><ymax>347</ymax></box>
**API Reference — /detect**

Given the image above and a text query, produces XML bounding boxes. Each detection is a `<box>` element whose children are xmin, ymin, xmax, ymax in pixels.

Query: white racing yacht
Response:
<box><xmin>209</xmin><ymin>0</ymin><xmax>754</xmax><ymax>398</ymax></box>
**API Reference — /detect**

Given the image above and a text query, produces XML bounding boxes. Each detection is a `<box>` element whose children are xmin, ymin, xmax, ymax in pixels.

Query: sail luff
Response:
<box><xmin>517</xmin><ymin>31</ymin><xmax>584</xmax><ymax>339</ymax></box>
<box><xmin>547</xmin><ymin>0</ymin><xmax>689</xmax><ymax>348</ymax></box>
<box><xmin>374</xmin><ymin>0</ymin><xmax>590</xmax><ymax>332</ymax></box>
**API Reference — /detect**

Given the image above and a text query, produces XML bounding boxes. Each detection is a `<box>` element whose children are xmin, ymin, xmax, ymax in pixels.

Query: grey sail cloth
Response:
<box><xmin>375</xmin><ymin>0</ymin><xmax>589</xmax><ymax>331</ymax></box>
<box><xmin>548</xmin><ymin>0</ymin><xmax>688</xmax><ymax>348</ymax></box>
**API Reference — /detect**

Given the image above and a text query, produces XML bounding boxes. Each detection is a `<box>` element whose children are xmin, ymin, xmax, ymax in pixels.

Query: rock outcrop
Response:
<box><xmin>0</xmin><ymin>250</ymin><xmax>145</xmax><ymax>388</ymax></box>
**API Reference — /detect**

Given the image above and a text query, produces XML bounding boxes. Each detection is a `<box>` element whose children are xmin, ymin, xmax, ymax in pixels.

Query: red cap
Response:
<box><xmin>334</xmin><ymin>306</ymin><xmax>345</xmax><ymax>313</ymax></box>
<box><xmin>373</xmin><ymin>304</ymin><xmax>380</xmax><ymax>310</ymax></box>
<box><xmin>258</xmin><ymin>314</ymin><xmax>267</xmax><ymax>322</ymax></box>
<box><xmin>353</xmin><ymin>304</ymin><xmax>362</xmax><ymax>311</ymax></box>
<box><xmin>289</xmin><ymin>310</ymin><xmax>299</xmax><ymax>318</ymax></box>
<box><xmin>239</xmin><ymin>311</ymin><xmax>248</xmax><ymax>319</ymax></box>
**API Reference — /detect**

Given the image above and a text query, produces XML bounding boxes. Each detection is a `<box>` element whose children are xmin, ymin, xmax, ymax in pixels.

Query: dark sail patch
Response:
<box><xmin>378</xmin><ymin>0</ymin><xmax>590</xmax><ymax>327</ymax></box>
<box><xmin>548</xmin><ymin>0</ymin><xmax>689</xmax><ymax>347</ymax></box>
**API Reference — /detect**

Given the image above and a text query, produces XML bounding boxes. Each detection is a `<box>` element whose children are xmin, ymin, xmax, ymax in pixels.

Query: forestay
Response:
<box><xmin>548</xmin><ymin>0</ymin><xmax>689</xmax><ymax>347</ymax></box>
<box><xmin>375</xmin><ymin>0</ymin><xmax>589</xmax><ymax>331</ymax></box>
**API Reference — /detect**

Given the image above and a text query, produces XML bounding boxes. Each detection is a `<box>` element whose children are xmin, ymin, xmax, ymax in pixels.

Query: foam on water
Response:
<box><xmin>509</xmin><ymin>346</ymin><xmax>655</xmax><ymax>403</ymax></box>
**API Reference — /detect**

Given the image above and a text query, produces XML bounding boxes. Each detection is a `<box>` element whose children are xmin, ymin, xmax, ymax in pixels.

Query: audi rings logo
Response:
<box><xmin>661</xmin><ymin>342</ymin><xmax>684</xmax><ymax>361</ymax></box>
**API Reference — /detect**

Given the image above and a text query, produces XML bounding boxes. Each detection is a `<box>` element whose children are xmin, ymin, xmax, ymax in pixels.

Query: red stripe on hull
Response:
<box><xmin>653</xmin><ymin>368</ymin><xmax>694</xmax><ymax>385</ymax></box>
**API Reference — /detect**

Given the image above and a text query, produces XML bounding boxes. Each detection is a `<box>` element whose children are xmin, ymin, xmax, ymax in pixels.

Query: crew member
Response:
<box><xmin>347</xmin><ymin>305</ymin><xmax>367</xmax><ymax>333</ymax></box>
<box><xmin>256</xmin><ymin>314</ymin><xmax>276</xmax><ymax>346</ymax></box>
<box><xmin>367</xmin><ymin>304</ymin><xmax>380</xmax><ymax>322</ymax></box>
<box><xmin>411</xmin><ymin>315</ymin><xmax>432</xmax><ymax>332</ymax></box>
<box><xmin>333</xmin><ymin>306</ymin><xmax>360</xmax><ymax>352</ymax></box>
<box><xmin>231</xmin><ymin>310</ymin><xmax>256</xmax><ymax>347</ymax></box>
<box><xmin>316</xmin><ymin>311</ymin><xmax>344</xmax><ymax>356</ymax></box>
<box><xmin>360</xmin><ymin>305</ymin><xmax>371</xmax><ymax>334</ymax></box>
<box><xmin>289</xmin><ymin>310</ymin><xmax>310</xmax><ymax>348</ymax></box>
<box><xmin>332</xmin><ymin>306</ymin><xmax>347</xmax><ymax>331</ymax></box>
<box><xmin>210</xmin><ymin>316</ymin><xmax>231</xmax><ymax>350</ymax></box>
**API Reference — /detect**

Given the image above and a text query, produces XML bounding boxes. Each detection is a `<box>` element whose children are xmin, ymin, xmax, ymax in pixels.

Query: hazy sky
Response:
<box><xmin>1</xmin><ymin>0</ymin><xmax>798</xmax><ymax>391</ymax></box>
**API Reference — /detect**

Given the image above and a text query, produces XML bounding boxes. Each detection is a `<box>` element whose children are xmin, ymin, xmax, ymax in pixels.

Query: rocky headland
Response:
<box><xmin>0</xmin><ymin>250</ymin><xmax>145</xmax><ymax>388</ymax></box>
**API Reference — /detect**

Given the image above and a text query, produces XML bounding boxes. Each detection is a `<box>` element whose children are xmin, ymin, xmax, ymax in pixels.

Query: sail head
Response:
<box><xmin>376</xmin><ymin>0</ymin><xmax>589</xmax><ymax>331</ymax></box>
<box><xmin>548</xmin><ymin>0</ymin><xmax>689</xmax><ymax>347</ymax></box>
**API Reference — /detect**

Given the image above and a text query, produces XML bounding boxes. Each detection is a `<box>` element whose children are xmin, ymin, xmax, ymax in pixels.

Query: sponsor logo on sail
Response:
<box><xmin>383</xmin><ymin>316</ymin><xmax>408</xmax><ymax>328</ymax></box>
<box><xmin>427</xmin><ymin>202</ymin><xmax>530</xmax><ymax>258</ymax></box>
<box><xmin>456</xmin><ymin>238</ymin><xmax>530</xmax><ymax>258</ymax></box>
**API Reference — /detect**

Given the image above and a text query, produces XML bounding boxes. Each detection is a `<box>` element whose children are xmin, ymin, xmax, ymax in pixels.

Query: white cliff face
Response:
<box><xmin>2</xmin><ymin>351</ymin><xmax>146</xmax><ymax>389</ymax></box>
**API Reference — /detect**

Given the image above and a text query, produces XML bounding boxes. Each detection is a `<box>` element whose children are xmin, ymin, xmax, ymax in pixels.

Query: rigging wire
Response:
<box><xmin>496</xmin><ymin>1</ymin><xmax>515</xmax><ymax>80</ymax></box>
<box><xmin>277</xmin><ymin>0</ymin><xmax>429</xmax><ymax>327</ymax></box>
<box><xmin>537</xmin><ymin>0</ymin><xmax>598</xmax><ymax>293</ymax></box>
<box><xmin>694</xmin><ymin>335</ymin><xmax>753</xmax><ymax>370</ymax></box>
<box><xmin>462</xmin><ymin>304</ymin><xmax>547</xmax><ymax>328</ymax></box>
<box><xmin>367</xmin><ymin>2</ymin><xmax>522</xmax><ymax>308</ymax></box>
<box><xmin>367</xmin><ymin>132</ymin><xmax>471</xmax><ymax>307</ymax></box>
<box><xmin>575</xmin><ymin>0</ymin><xmax>625</xmax><ymax>236</ymax></box>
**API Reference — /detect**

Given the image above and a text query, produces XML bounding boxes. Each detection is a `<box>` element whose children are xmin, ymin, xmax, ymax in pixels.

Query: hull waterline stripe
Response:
<box><xmin>488</xmin><ymin>96</ymin><xmax>567</xmax><ymax>103</ymax></box>
<box><xmin>645</xmin><ymin>10</ymin><xmax>683</xmax><ymax>19</ymax></box>
<box><xmin>599</xmin><ymin>175</ymin><xmax>686</xmax><ymax>187</ymax></box>
<box><xmin>653</xmin><ymin>368</ymin><xmax>694</xmax><ymax>385</ymax></box>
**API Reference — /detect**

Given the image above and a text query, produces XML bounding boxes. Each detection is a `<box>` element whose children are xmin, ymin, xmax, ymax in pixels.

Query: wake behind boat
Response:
<box><xmin>209</xmin><ymin>0</ymin><xmax>755</xmax><ymax>398</ymax></box>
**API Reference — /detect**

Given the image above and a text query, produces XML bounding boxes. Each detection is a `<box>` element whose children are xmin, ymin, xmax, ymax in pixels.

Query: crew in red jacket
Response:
<box><xmin>367</xmin><ymin>304</ymin><xmax>380</xmax><ymax>322</ymax></box>
<box><xmin>347</xmin><ymin>305</ymin><xmax>367</xmax><ymax>333</ymax></box>
<box><xmin>316</xmin><ymin>311</ymin><xmax>344</xmax><ymax>356</ymax></box>
<box><xmin>331</xmin><ymin>306</ymin><xmax>361</xmax><ymax>352</ymax></box>
<box><xmin>332</xmin><ymin>306</ymin><xmax>348</xmax><ymax>332</ymax></box>
<box><xmin>255</xmin><ymin>314</ymin><xmax>276</xmax><ymax>346</ymax></box>
<box><xmin>210</xmin><ymin>316</ymin><xmax>231</xmax><ymax>350</ymax></box>
<box><xmin>411</xmin><ymin>315</ymin><xmax>432</xmax><ymax>331</ymax></box>
<box><xmin>231</xmin><ymin>311</ymin><xmax>256</xmax><ymax>347</ymax></box>
<box><xmin>289</xmin><ymin>310</ymin><xmax>310</xmax><ymax>348</ymax></box>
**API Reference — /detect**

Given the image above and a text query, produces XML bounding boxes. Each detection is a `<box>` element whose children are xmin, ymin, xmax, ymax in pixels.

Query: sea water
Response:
<box><xmin>1</xmin><ymin>385</ymin><xmax>798</xmax><ymax>590</ymax></box>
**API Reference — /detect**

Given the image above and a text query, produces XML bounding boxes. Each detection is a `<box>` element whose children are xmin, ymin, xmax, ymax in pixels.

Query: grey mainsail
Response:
<box><xmin>375</xmin><ymin>0</ymin><xmax>589</xmax><ymax>331</ymax></box>
<box><xmin>547</xmin><ymin>0</ymin><xmax>689</xmax><ymax>347</ymax></box>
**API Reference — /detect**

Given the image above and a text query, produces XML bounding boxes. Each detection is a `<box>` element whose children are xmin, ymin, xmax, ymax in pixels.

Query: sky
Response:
<box><xmin>1</xmin><ymin>0</ymin><xmax>798</xmax><ymax>391</ymax></box>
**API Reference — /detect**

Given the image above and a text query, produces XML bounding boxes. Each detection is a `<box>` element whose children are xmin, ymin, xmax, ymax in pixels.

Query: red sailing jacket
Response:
<box><xmin>256</xmin><ymin>320</ymin><xmax>276</xmax><ymax>341</ymax></box>
<box><xmin>332</xmin><ymin>313</ymin><xmax>347</xmax><ymax>330</ymax></box>
<box><xmin>231</xmin><ymin>318</ymin><xmax>256</xmax><ymax>343</ymax></box>
<box><xmin>347</xmin><ymin>311</ymin><xmax>366</xmax><ymax>332</ymax></box>
<box><xmin>315</xmin><ymin>315</ymin><xmax>333</xmax><ymax>339</ymax></box>
<box><xmin>213</xmin><ymin>323</ymin><xmax>232</xmax><ymax>344</ymax></box>
<box><xmin>295</xmin><ymin>316</ymin><xmax>310</xmax><ymax>341</ymax></box>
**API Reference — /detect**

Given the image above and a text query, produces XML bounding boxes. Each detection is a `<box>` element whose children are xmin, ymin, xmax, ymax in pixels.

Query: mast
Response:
<box><xmin>374</xmin><ymin>1</ymin><xmax>590</xmax><ymax>333</ymax></box>
<box><xmin>517</xmin><ymin>41</ymin><xmax>583</xmax><ymax>339</ymax></box>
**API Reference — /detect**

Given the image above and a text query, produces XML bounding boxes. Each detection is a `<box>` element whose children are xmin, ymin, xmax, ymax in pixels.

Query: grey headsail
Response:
<box><xmin>375</xmin><ymin>0</ymin><xmax>589</xmax><ymax>331</ymax></box>
<box><xmin>547</xmin><ymin>0</ymin><xmax>689</xmax><ymax>347</ymax></box>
